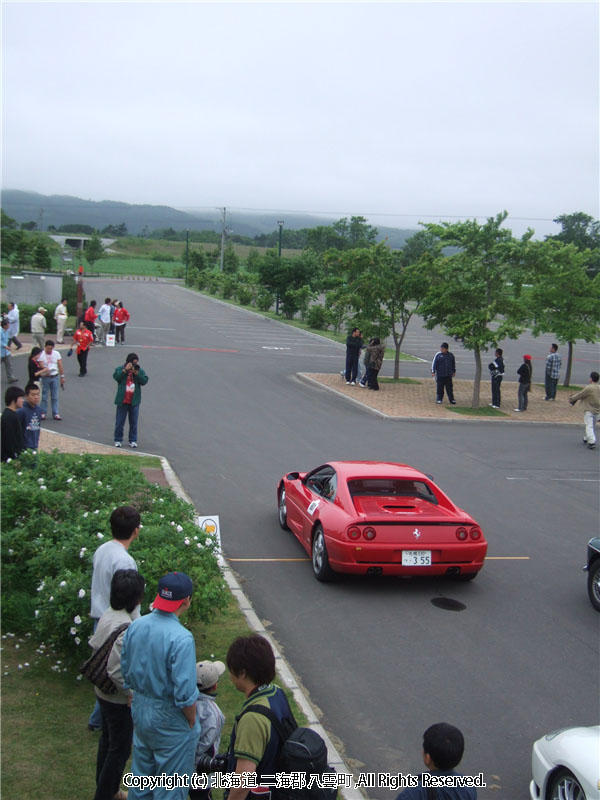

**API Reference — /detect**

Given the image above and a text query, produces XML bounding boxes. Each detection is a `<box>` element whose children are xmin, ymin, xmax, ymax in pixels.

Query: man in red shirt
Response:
<box><xmin>84</xmin><ymin>300</ymin><xmax>98</xmax><ymax>341</ymax></box>
<box><xmin>73</xmin><ymin>321</ymin><xmax>94</xmax><ymax>377</ymax></box>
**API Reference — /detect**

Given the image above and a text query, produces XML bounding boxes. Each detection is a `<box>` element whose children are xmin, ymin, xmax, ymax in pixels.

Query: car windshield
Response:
<box><xmin>347</xmin><ymin>478</ymin><xmax>438</xmax><ymax>505</ymax></box>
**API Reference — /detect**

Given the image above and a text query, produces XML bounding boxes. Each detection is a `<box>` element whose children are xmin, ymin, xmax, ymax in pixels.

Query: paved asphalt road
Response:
<box><xmin>24</xmin><ymin>280</ymin><xmax>599</xmax><ymax>799</ymax></box>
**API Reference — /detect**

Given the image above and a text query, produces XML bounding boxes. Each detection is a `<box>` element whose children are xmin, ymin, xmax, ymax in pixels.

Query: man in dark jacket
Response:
<box><xmin>1</xmin><ymin>385</ymin><xmax>25</xmax><ymax>461</ymax></box>
<box><xmin>431</xmin><ymin>343</ymin><xmax>456</xmax><ymax>404</ymax></box>
<box><xmin>345</xmin><ymin>328</ymin><xmax>363</xmax><ymax>385</ymax></box>
<box><xmin>113</xmin><ymin>353</ymin><xmax>149</xmax><ymax>448</ymax></box>
<box><xmin>488</xmin><ymin>348</ymin><xmax>505</xmax><ymax>409</ymax></box>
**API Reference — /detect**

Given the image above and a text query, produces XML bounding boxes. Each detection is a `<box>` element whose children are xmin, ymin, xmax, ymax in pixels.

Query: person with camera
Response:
<box><xmin>191</xmin><ymin>660</ymin><xmax>227</xmax><ymax>800</ymax></box>
<box><xmin>224</xmin><ymin>635</ymin><xmax>296</xmax><ymax>800</ymax></box>
<box><xmin>113</xmin><ymin>352</ymin><xmax>148</xmax><ymax>448</ymax></box>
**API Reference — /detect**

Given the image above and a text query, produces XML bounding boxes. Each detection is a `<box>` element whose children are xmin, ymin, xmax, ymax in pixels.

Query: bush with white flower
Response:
<box><xmin>1</xmin><ymin>450</ymin><xmax>227</xmax><ymax>665</ymax></box>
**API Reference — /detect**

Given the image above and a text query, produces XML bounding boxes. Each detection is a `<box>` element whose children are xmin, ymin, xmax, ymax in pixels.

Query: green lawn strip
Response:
<box><xmin>448</xmin><ymin>406</ymin><xmax>508</xmax><ymax>417</ymax></box>
<box><xmin>1</xmin><ymin>597</ymin><xmax>305</xmax><ymax>800</ymax></box>
<box><xmin>533</xmin><ymin>382</ymin><xmax>583</xmax><ymax>392</ymax></box>
<box><xmin>193</xmin><ymin>290</ymin><xmax>420</xmax><ymax>361</ymax></box>
<box><xmin>378</xmin><ymin>377</ymin><xmax>422</xmax><ymax>385</ymax></box>
<box><xmin>42</xmin><ymin>451</ymin><xmax>163</xmax><ymax>469</ymax></box>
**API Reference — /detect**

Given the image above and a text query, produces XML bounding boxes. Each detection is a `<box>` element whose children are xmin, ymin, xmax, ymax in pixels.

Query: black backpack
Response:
<box><xmin>242</xmin><ymin>704</ymin><xmax>337</xmax><ymax>800</ymax></box>
<box><xmin>79</xmin><ymin>622</ymin><xmax>129</xmax><ymax>694</ymax></box>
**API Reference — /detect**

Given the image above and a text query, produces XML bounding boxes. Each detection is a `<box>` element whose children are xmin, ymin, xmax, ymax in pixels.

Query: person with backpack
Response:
<box><xmin>88</xmin><ymin>569</ymin><xmax>146</xmax><ymax>800</ymax></box>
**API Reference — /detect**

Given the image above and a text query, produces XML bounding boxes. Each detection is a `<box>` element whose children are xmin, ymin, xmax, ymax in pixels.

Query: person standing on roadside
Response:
<box><xmin>121</xmin><ymin>571</ymin><xmax>200</xmax><ymax>800</ymax></box>
<box><xmin>38</xmin><ymin>340</ymin><xmax>65</xmax><ymax>420</ymax></box>
<box><xmin>31</xmin><ymin>307</ymin><xmax>47</xmax><ymax>350</ymax></box>
<box><xmin>1</xmin><ymin>319</ymin><xmax>18</xmax><ymax>383</ymax></box>
<box><xmin>54</xmin><ymin>298</ymin><xmax>68</xmax><ymax>344</ymax></box>
<box><xmin>569</xmin><ymin>372</ymin><xmax>600</xmax><ymax>450</ymax></box>
<box><xmin>364</xmin><ymin>337</ymin><xmax>385</xmax><ymax>391</ymax></box>
<box><xmin>73</xmin><ymin>321</ymin><xmax>95</xmax><ymax>377</ymax></box>
<box><xmin>345</xmin><ymin>328</ymin><xmax>363</xmax><ymax>385</ymax></box>
<box><xmin>113</xmin><ymin>301</ymin><xmax>130</xmax><ymax>345</ymax></box>
<box><xmin>85</xmin><ymin>300</ymin><xmax>98</xmax><ymax>340</ymax></box>
<box><xmin>98</xmin><ymin>298</ymin><xmax>112</xmax><ymax>345</ymax></box>
<box><xmin>514</xmin><ymin>354</ymin><xmax>532</xmax><ymax>412</ymax></box>
<box><xmin>113</xmin><ymin>353</ymin><xmax>148</xmax><ymax>448</ymax></box>
<box><xmin>488</xmin><ymin>348</ymin><xmax>505</xmax><ymax>409</ymax></box>
<box><xmin>7</xmin><ymin>302</ymin><xmax>22</xmax><ymax>349</ymax></box>
<box><xmin>432</xmin><ymin>342</ymin><xmax>456</xmax><ymax>405</ymax></box>
<box><xmin>544</xmin><ymin>343</ymin><xmax>562</xmax><ymax>401</ymax></box>
<box><xmin>1</xmin><ymin>385</ymin><xmax>25</xmax><ymax>462</ymax></box>
<box><xmin>17</xmin><ymin>383</ymin><xmax>42</xmax><ymax>451</ymax></box>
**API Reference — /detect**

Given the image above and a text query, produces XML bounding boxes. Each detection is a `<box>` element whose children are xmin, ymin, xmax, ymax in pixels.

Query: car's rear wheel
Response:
<box><xmin>278</xmin><ymin>488</ymin><xmax>290</xmax><ymax>531</ymax></box>
<box><xmin>587</xmin><ymin>559</ymin><xmax>600</xmax><ymax>611</ymax></box>
<box><xmin>312</xmin><ymin>525</ymin><xmax>335</xmax><ymax>582</ymax></box>
<box><xmin>454</xmin><ymin>571</ymin><xmax>478</xmax><ymax>582</ymax></box>
<box><xmin>548</xmin><ymin>768</ymin><xmax>586</xmax><ymax>800</ymax></box>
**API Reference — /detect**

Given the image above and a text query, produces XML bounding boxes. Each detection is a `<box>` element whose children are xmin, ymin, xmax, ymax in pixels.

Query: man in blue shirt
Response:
<box><xmin>121</xmin><ymin>571</ymin><xmax>200</xmax><ymax>799</ymax></box>
<box><xmin>396</xmin><ymin>723</ymin><xmax>478</xmax><ymax>799</ymax></box>
<box><xmin>431</xmin><ymin>343</ymin><xmax>457</xmax><ymax>405</ymax></box>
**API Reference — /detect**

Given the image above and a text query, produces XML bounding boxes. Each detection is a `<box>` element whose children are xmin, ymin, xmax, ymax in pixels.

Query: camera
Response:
<box><xmin>196</xmin><ymin>753</ymin><xmax>228</xmax><ymax>773</ymax></box>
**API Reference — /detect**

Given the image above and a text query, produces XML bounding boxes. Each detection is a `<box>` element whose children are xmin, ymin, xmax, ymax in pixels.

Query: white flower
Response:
<box><xmin>59</xmin><ymin>581</ymin><xmax>67</xmax><ymax>587</ymax></box>
<box><xmin>40</xmin><ymin>486</ymin><xmax>47</xmax><ymax>490</ymax></box>
<box><xmin>15</xmin><ymin>644</ymin><xmax>20</xmax><ymax>649</ymax></box>
<box><xmin>159</xmin><ymin>498</ymin><xmax>164</xmax><ymax>502</ymax></box>
<box><xmin>74</xmin><ymin>637</ymin><xmax>81</xmax><ymax>645</ymax></box>
<box><xmin>35</xmin><ymin>610</ymin><xmax>40</xmax><ymax>618</ymax></box>
<box><xmin>176</xmin><ymin>524</ymin><xmax>183</xmax><ymax>533</ymax></box>
<box><xmin>37</xmin><ymin>582</ymin><xmax>45</xmax><ymax>592</ymax></box>
<box><xmin>196</xmin><ymin>542</ymin><xmax>203</xmax><ymax>549</ymax></box>
<box><xmin>38</xmin><ymin>478</ymin><xmax>44</xmax><ymax>483</ymax></box>
<box><xmin>205</xmin><ymin>539</ymin><xmax>212</xmax><ymax>546</ymax></box>
<box><xmin>73</xmin><ymin>615</ymin><xmax>82</xmax><ymax>624</ymax></box>
<box><xmin>49</xmin><ymin>596</ymin><xmax>54</xmax><ymax>602</ymax></box>
<box><xmin>8</xmin><ymin>549</ymin><xmax>14</xmax><ymax>555</ymax></box>
<box><xmin>32</xmin><ymin>450</ymin><xmax>37</xmax><ymax>455</ymax></box>
<box><xmin>66</xmin><ymin>477</ymin><xmax>73</xmax><ymax>483</ymax></box>
<box><xmin>6</xmin><ymin>458</ymin><xmax>11</xmax><ymax>463</ymax></box>
<box><xmin>184</xmin><ymin>538</ymin><xmax>190</xmax><ymax>546</ymax></box>
<box><xmin>76</xmin><ymin>675</ymin><xmax>82</xmax><ymax>680</ymax></box>
<box><xmin>78</xmin><ymin>589</ymin><xmax>85</xmax><ymax>599</ymax></box>
<box><xmin>193</xmin><ymin>536</ymin><xmax>198</xmax><ymax>541</ymax></box>
<box><xmin>97</xmin><ymin>532</ymin><xmax>104</xmax><ymax>539</ymax></box>
<box><xmin>70</xmin><ymin>627</ymin><xmax>77</xmax><ymax>635</ymax></box>
<box><xmin>79</xmin><ymin>548</ymin><xmax>86</xmax><ymax>558</ymax></box>
<box><xmin>94</xmin><ymin>510</ymin><xmax>99</xmax><ymax>514</ymax></box>
<box><xmin>18</xmin><ymin>664</ymin><xmax>23</xmax><ymax>670</ymax></box>
<box><xmin>82</xmin><ymin>512</ymin><xmax>88</xmax><ymax>518</ymax></box>
<box><xmin>16</xmin><ymin>471</ymin><xmax>22</xmax><ymax>476</ymax></box>
<box><xmin>170</xmin><ymin>521</ymin><xmax>175</xmax><ymax>527</ymax></box>
<box><xmin>160</xmin><ymin>514</ymin><xmax>164</xmax><ymax>518</ymax></box>
<box><xmin>97</xmin><ymin>481</ymin><xmax>102</xmax><ymax>486</ymax></box>
<box><xmin>24</xmin><ymin>662</ymin><xmax>30</xmax><ymax>667</ymax></box>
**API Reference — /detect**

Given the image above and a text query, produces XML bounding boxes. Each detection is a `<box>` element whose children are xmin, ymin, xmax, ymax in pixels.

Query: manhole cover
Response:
<box><xmin>431</xmin><ymin>597</ymin><xmax>466</xmax><ymax>612</ymax></box>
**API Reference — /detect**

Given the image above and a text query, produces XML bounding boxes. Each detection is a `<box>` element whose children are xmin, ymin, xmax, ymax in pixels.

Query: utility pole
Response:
<box><xmin>276</xmin><ymin>220</ymin><xmax>284</xmax><ymax>315</ymax></box>
<box><xmin>185</xmin><ymin>229</ymin><xmax>190</xmax><ymax>285</ymax></box>
<box><xmin>219</xmin><ymin>207</ymin><xmax>227</xmax><ymax>272</ymax></box>
<box><xmin>38</xmin><ymin>208</ymin><xmax>44</xmax><ymax>232</ymax></box>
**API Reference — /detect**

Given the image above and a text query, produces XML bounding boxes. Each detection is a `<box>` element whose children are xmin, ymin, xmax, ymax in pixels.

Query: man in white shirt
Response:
<box><xmin>98</xmin><ymin>297</ymin><xmax>112</xmax><ymax>345</ymax></box>
<box><xmin>88</xmin><ymin>505</ymin><xmax>141</xmax><ymax>731</ymax></box>
<box><xmin>38</xmin><ymin>340</ymin><xmax>65</xmax><ymax>420</ymax></box>
<box><xmin>31</xmin><ymin>307</ymin><xmax>47</xmax><ymax>350</ymax></box>
<box><xmin>54</xmin><ymin>299</ymin><xmax>68</xmax><ymax>344</ymax></box>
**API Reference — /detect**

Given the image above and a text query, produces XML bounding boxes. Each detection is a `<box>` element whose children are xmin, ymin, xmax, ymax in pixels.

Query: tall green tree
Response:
<box><xmin>526</xmin><ymin>239</ymin><xmax>600</xmax><ymax>385</ymax></box>
<box><xmin>1</xmin><ymin>210</ymin><xmax>17</xmax><ymax>229</ymax></box>
<box><xmin>546</xmin><ymin>212</ymin><xmax>600</xmax><ymax>277</ymax></box>
<box><xmin>419</xmin><ymin>212</ymin><xmax>530</xmax><ymax>407</ymax></box>
<box><xmin>33</xmin><ymin>240</ymin><xmax>52</xmax><ymax>271</ymax></box>
<box><xmin>325</xmin><ymin>241</ymin><xmax>433</xmax><ymax>378</ymax></box>
<box><xmin>222</xmin><ymin>243</ymin><xmax>240</xmax><ymax>274</ymax></box>
<box><xmin>84</xmin><ymin>231</ymin><xmax>106</xmax><ymax>270</ymax></box>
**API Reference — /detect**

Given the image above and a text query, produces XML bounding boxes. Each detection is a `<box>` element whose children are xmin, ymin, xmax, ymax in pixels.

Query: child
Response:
<box><xmin>396</xmin><ymin>722</ymin><xmax>477</xmax><ymax>799</ymax></box>
<box><xmin>17</xmin><ymin>383</ymin><xmax>43</xmax><ymax>451</ymax></box>
<box><xmin>190</xmin><ymin>660</ymin><xmax>226</xmax><ymax>800</ymax></box>
<box><xmin>1</xmin><ymin>385</ymin><xmax>25</xmax><ymax>461</ymax></box>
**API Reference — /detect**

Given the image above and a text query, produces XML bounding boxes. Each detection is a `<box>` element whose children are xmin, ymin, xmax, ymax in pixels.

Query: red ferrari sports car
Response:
<box><xmin>277</xmin><ymin>461</ymin><xmax>487</xmax><ymax>582</ymax></box>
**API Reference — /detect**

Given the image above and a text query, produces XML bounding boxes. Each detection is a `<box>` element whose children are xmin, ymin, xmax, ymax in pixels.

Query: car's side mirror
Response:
<box><xmin>286</xmin><ymin>472</ymin><xmax>300</xmax><ymax>481</ymax></box>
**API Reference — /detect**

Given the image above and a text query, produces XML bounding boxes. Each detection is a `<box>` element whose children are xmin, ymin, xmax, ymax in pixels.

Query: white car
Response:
<box><xmin>530</xmin><ymin>726</ymin><xmax>600</xmax><ymax>800</ymax></box>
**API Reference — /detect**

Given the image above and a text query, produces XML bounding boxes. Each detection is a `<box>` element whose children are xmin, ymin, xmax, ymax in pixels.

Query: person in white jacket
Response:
<box><xmin>88</xmin><ymin>568</ymin><xmax>145</xmax><ymax>800</ymax></box>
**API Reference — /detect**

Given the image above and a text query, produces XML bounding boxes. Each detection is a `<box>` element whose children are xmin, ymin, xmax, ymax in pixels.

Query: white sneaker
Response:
<box><xmin>350</xmin><ymin>381</ymin><xmax>356</xmax><ymax>385</ymax></box>
<box><xmin>346</xmin><ymin>381</ymin><xmax>351</xmax><ymax>385</ymax></box>
<box><xmin>492</xmin><ymin>405</ymin><xmax>500</xmax><ymax>409</ymax></box>
<box><xmin>114</xmin><ymin>441</ymin><xmax>121</xmax><ymax>447</ymax></box>
<box><xmin>436</xmin><ymin>400</ymin><xmax>442</xmax><ymax>404</ymax></box>
<box><xmin>130</xmin><ymin>442</ymin><xmax>138</xmax><ymax>448</ymax></box>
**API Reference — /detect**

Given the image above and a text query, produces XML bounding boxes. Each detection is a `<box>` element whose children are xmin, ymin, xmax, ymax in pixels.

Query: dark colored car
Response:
<box><xmin>584</xmin><ymin>537</ymin><xmax>600</xmax><ymax>611</ymax></box>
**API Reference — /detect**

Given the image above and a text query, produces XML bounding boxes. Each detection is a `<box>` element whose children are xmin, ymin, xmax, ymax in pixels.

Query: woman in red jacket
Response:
<box><xmin>73</xmin><ymin>321</ymin><xmax>95</xmax><ymax>377</ymax></box>
<box><xmin>113</xmin><ymin>302</ymin><xmax>130</xmax><ymax>345</ymax></box>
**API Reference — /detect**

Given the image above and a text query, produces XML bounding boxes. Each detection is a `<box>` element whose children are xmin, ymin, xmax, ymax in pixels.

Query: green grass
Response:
<box><xmin>449</xmin><ymin>406</ymin><xmax>508</xmax><ymax>417</ymax></box>
<box><xmin>379</xmin><ymin>377</ymin><xmax>422</xmax><ymax>385</ymax></box>
<box><xmin>534</xmin><ymin>382</ymin><xmax>583</xmax><ymax>392</ymax></box>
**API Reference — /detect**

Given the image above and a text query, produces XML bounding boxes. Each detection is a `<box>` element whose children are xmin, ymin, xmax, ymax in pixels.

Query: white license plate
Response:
<box><xmin>402</xmin><ymin>550</ymin><xmax>432</xmax><ymax>566</ymax></box>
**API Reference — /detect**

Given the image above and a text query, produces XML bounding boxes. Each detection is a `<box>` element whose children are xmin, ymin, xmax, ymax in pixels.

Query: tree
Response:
<box><xmin>419</xmin><ymin>212</ymin><xmax>530</xmax><ymax>408</ymax></box>
<box><xmin>222</xmin><ymin>243</ymin><xmax>240</xmax><ymax>274</ymax></box>
<box><xmin>84</xmin><ymin>231</ymin><xmax>106</xmax><ymax>270</ymax></box>
<box><xmin>20</xmin><ymin>221</ymin><xmax>37</xmax><ymax>231</ymax></box>
<box><xmin>333</xmin><ymin>216</ymin><xmax>378</xmax><ymax>248</ymax></box>
<box><xmin>258</xmin><ymin>249</ymin><xmax>319</xmax><ymax>315</ymax></box>
<box><xmin>1</xmin><ymin>210</ymin><xmax>17</xmax><ymax>229</ymax></box>
<box><xmin>11</xmin><ymin>234</ymin><xmax>31</xmax><ymax>266</ymax></box>
<box><xmin>526</xmin><ymin>239</ymin><xmax>600</xmax><ymax>385</ymax></box>
<box><xmin>246</xmin><ymin>248</ymin><xmax>262</xmax><ymax>273</ymax></box>
<box><xmin>325</xmin><ymin>241</ymin><xmax>433</xmax><ymax>378</ymax></box>
<box><xmin>33</xmin><ymin>240</ymin><xmax>52</xmax><ymax>271</ymax></box>
<box><xmin>546</xmin><ymin>212</ymin><xmax>600</xmax><ymax>277</ymax></box>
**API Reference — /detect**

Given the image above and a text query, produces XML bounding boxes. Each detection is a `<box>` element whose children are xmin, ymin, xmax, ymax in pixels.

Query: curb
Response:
<box><xmin>159</xmin><ymin>455</ymin><xmax>363</xmax><ymax>800</ymax></box>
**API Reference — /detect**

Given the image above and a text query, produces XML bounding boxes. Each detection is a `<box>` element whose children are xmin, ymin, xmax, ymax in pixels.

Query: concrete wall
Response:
<box><xmin>3</xmin><ymin>272</ymin><xmax>64</xmax><ymax>306</ymax></box>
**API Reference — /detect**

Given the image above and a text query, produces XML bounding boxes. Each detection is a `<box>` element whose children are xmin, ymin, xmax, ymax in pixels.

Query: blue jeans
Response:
<box><xmin>41</xmin><ymin>375</ymin><xmax>60</xmax><ymax>416</ymax></box>
<box><xmin>114</xmin><ymin>404</ymin><xmax>140</xmax><ymax>444</ymax></box>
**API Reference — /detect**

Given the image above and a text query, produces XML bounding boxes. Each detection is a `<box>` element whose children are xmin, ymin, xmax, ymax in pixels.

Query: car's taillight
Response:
<box><xmin>363</xmin><ymin>527</ymin><xmax>376</xmax><ymax>541</ymax></box>
<box><xmin>348</xmin><ymin>526</ymin><xmax>361</xmax><ymax>540</ymax></box>
<box><xmin>456</xmin><ymin>527</ymin><xmax>468</xmax><ymax>541</ymax></box>
<box><xmin>470</xmin><ymin>527</ymin><xmax>482</xmax><ymax>541</ymax></box>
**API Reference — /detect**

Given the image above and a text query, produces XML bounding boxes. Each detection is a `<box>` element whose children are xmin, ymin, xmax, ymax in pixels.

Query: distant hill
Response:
<box><xmin>1</xmin><ymin>190</ymin><xmax>418</xmax><ymax>248</ymax></box>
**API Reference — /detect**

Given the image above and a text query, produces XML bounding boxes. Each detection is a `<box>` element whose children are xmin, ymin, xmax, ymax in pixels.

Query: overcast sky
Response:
<box><xmin>2</xmin><ymin>1</ymin><xmax>598</xmax><ymax>237</ymax></box>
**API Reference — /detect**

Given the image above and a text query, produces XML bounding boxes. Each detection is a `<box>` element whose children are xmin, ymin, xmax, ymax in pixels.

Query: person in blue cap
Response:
<box><xmin>121</xmin><ymin>571</ymin><xmax>200</xmax><ymax>800</ymax></box>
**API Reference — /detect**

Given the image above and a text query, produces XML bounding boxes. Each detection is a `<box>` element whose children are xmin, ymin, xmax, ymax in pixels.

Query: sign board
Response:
<box><xmin>106</xmin><ymin>334</ymin><xmax>116</xmax><ymax>347</ymax></box>
<box><xmin>197</xmin><ymin>515</ymin><xmax>221</xmax><ymax>552</ymax></box>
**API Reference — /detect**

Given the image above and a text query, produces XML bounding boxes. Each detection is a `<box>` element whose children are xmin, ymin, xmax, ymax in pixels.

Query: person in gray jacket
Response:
<box><xmin>364</xmin><ymin>338</ymin><xmax>386</xmax><ymax>391</ymax></box>
<box><xmin>88</xmin><ymin>569</ymin><xmax>145</xmax><ymax>800</ymax></box>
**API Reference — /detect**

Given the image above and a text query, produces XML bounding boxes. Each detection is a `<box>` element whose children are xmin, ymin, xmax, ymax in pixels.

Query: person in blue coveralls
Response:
<box><xmin>121</xmin><ymin>571</ymin><xmax>200</xmax><ymax>800</ymax></box>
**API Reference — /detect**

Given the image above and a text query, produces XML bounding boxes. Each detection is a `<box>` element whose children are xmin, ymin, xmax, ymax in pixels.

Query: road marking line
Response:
<box><xmin>228</xmin><ymin>558</ymin><xmax>311</xmax><ymax>562</ymax></box>
<box><xmin>135</xmin><ymin>345</ymin><xmax>239</xmax><ymax>352</ymax></box>
<box><xmin>127</xmin><ymin>326</ymin><xmax>176</xmax><ymax>330</ymax></box>
<box><xmin>506</xmin><ymin>477</ymin><xmax>599</xmax><ymax>482</ymax></box>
